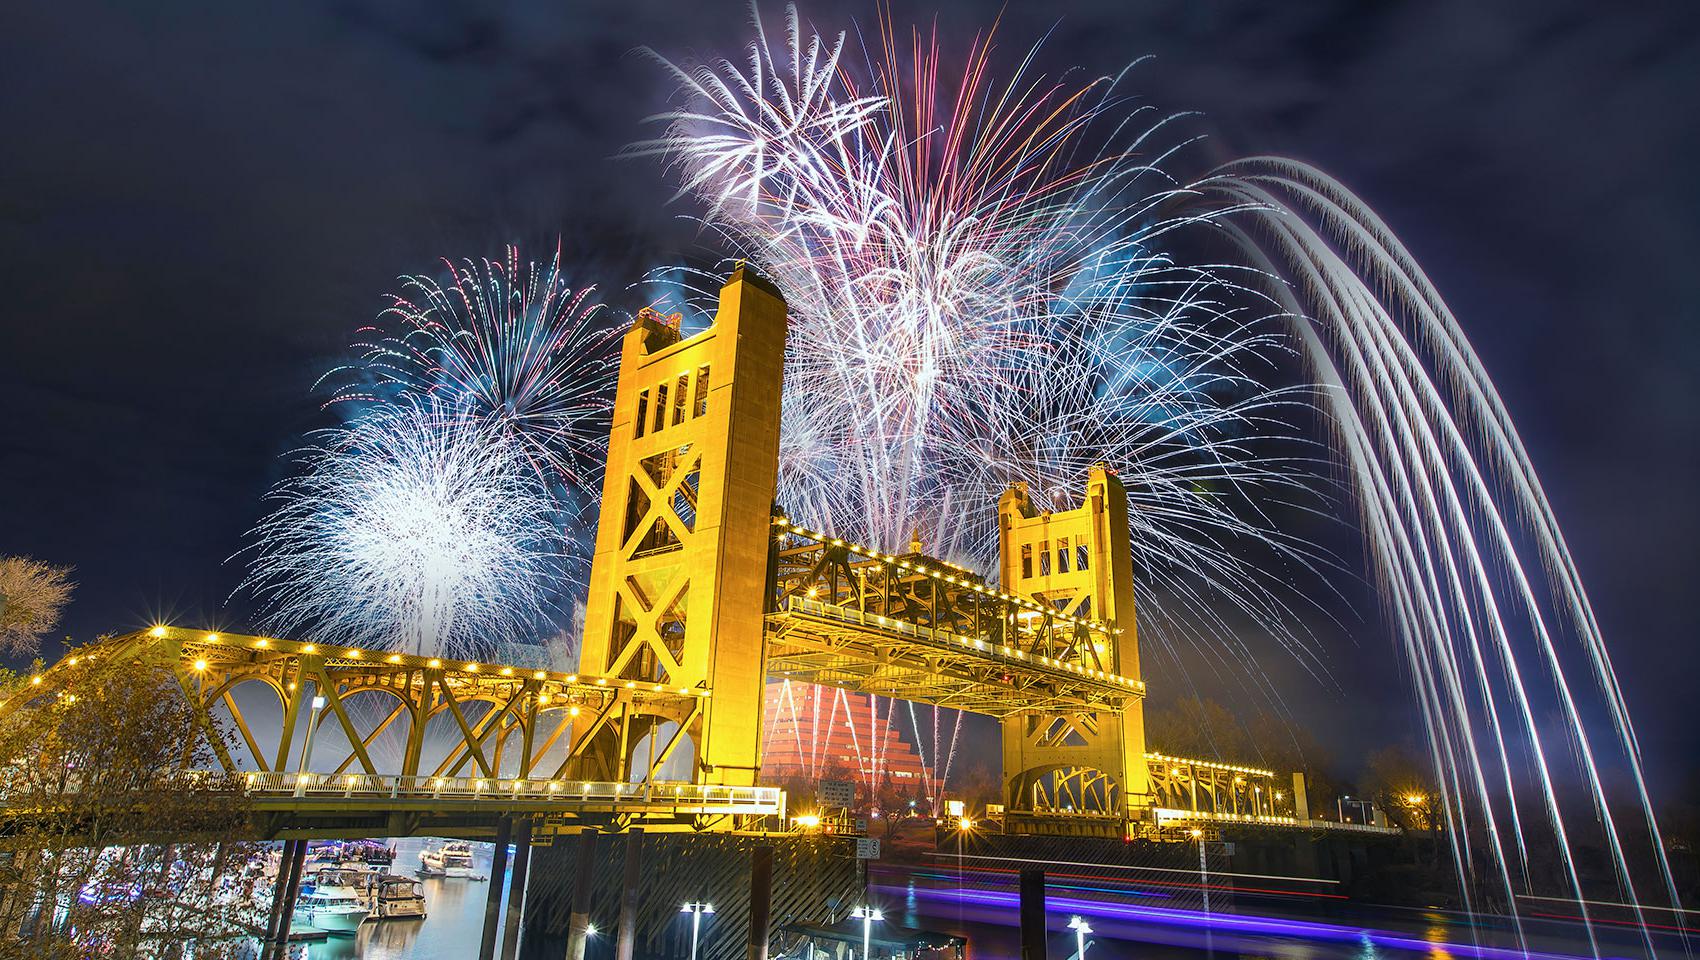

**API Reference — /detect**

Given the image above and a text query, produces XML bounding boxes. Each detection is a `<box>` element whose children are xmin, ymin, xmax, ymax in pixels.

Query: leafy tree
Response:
<box><xmin>1364</xmin><ymin>744</ymin><xmax>1440</xmax><ymax>831</ymax></box>
<box><xmin>0</xmin><ymin>557</ymin><xmax>74</xmax><ymax>658</ymax></box>
<box><xmin>0</xmin><ymin>665</ymin><xmax>257</xmax><ymax>958</ymax></box>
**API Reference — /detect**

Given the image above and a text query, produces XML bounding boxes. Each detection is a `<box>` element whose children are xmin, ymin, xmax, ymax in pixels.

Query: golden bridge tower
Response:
<box><xmin>576</xmin><ymin>268</ymin><xmax>787</xmax><ymax>786</ymax></box>
<box><xmin>997</xmin><ymin>465</ymin><xmax>1150</xmax><ymax>830</ymax></box>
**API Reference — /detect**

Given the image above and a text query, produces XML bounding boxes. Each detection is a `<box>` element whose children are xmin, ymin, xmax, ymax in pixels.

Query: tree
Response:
<box><xmin>1144</xmin><ymin>696</ymin><xmax>1252</xmax><ymax>761</ymax></box>
<box><xmin>1364</xmin><ymin>744</ymin><xmax>1440</xmax><ymax>831</ymax></box>
<box><xmin>0</xmin><ymin>557</ymin><xmax>74</xmax><ymax>658</ymax></box>
<box><xmin>0</xmin><ymin>665</ymin><xmax>257</xmax><ymax>958</ymax></box>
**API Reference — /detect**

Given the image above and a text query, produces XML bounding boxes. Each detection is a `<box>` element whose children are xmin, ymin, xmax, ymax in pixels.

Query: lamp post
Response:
<box><xmin>681</xmin><ymin>902</ymin><xmax>713</xmax><ymax>960</ymax></box>
<box><xmin>1191</xmin><ymin>827</ymin><xmax>1209</xmax><ymax>914</ymax></box>
<box><xmin>1067</xmin><ymin>915</ymin><xmax>1092</xmax><ymax>960</ymax></box>
<box><xmin>850</xmin><ymin>906</ymin><xmax>883</xmax><ymax>960</ymax></box>
<box><xmin>293</xmin><ymin>695</ymin><xmax>326</xmax><ymax>797</ymax></box>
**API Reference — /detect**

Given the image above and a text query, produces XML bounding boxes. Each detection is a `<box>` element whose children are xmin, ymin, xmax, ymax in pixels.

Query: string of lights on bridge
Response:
<box><xmin>774</xmin><ymin>518</ymin><xmax>1146</xmax><ymax>694</ymax></box>
<box><xmin>133</xmin><ymin>625</ymin><xmax>714</xmax><ymax>700</ymax></box>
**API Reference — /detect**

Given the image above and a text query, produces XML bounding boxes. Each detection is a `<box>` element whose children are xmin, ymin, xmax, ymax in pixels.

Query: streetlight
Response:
<box><xmin>293</xmin><ymin>695</ymin><xmax>327</xmax><ymax>797</ymax></box>
<box><xmin>850</xmin><ymin>906</ymin><xmax>883</xmax><ymax>960</ymax></box>
<box><xmin>1067</xmin><ymin>915</ymin><xmax>1092</xmax><ymax>960</ymax></box>
<box><xmin>681</xmin><ymin>902</ymin><xmax>714</xmax><ymax>960</ymax></box>
<box><xmin>1190</xmin><ymin>827</ymin><xmax>1210</xmax><ymax>914</ymax></box>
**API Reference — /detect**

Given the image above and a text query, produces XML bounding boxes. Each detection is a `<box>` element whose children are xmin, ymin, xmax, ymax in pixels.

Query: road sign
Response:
<box><xmin>855</xmin><ymin>837</ymin><xmax>881</xmax><ymax>859</ymax></box>
<box><xmin>854</xmin><ymin>817</ymin><xmax>869</xmax><ymax>833</ymax></box>
<box><xmin>818</xmin><ymin>779</ymin><xmax>856</xmax><ymax>808</ymax></box>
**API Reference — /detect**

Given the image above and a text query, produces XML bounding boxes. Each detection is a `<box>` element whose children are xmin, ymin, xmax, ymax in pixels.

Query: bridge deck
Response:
<box><xmin>765</xmin><ymin>598</ymin><xmax>1142</xmax><ymax>716</ymax></box>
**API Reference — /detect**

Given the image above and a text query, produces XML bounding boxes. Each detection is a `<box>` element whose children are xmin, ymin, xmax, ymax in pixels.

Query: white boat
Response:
<box><xmin>418</xmin><ymin>841</ymin><xmax>475</xmax><ymax>878</ymax></box>
<box><xmin>294</xmin><ymin>871</ymin><xmax>371</xmax><ymax>933</ymax></box>
<box><xmin>372</xmin><ymin>874</ymin><xmax>427</xmax><ymax>920</ymax></box>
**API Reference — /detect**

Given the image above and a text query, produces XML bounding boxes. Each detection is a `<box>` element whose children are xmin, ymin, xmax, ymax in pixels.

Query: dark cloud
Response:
<box><xmin>2</xmin><ymin>0</ymin><xmax>1695</xmax><ymax>783</ymax></box>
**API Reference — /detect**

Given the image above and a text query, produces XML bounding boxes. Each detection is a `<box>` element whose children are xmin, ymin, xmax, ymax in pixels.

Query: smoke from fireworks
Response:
<box><xmin>238</xmin><ymin>398</ymin><xmax>567</xmax><ymax>657</ymax></box>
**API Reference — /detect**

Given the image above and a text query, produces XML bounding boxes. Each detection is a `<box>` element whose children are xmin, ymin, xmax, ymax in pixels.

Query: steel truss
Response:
<box><xmin>765</xmin><ymin>520</ymin><xmax>1144</xmax><ymax>716</ymax></box>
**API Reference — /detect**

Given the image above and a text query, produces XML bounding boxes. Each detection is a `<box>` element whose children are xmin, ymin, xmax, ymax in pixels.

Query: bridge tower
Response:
<box><xmin>576</xmin><ymin>268</ymin><xmax>787</xmax><ymax>786</ymax></box>
<box><xmin>997</xmin><ymin>466</ymin><xmax>1150</xmax><ymax>829</ymax></box>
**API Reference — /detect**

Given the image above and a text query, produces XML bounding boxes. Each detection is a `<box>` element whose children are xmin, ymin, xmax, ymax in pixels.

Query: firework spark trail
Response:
<box><xmin>237</xmin><ymin>398</ymin><xmax>567</xmax><ymax>659</ymax></box>
<box><xmin>1213</xmin><ymin>160</ymin><xmax>1680</xmax><ymax>949</ymax></box>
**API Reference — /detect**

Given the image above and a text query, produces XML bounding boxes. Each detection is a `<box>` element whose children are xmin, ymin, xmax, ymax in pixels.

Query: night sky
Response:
<box><xmin>3</xmin><ymin>2</ymin><xmax>1697</xmax><ymax>790</ymax></box>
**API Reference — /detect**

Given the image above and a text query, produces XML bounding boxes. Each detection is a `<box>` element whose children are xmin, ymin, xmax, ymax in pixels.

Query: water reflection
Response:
<box><xmin>295</xmin><ymin>838</ymin><xmax>503</xmax><ymax>960</ymax></box>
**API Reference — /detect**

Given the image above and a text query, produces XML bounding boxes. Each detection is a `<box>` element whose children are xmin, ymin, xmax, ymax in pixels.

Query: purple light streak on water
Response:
<box><xmin>900</xmin><ymin>885</ymin><xmax>1628</xmax><ymax>960</ymax></box>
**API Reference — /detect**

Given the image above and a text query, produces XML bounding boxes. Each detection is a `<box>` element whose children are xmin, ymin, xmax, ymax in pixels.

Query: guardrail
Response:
<box><xmin>241</xmin><ymin>772</ymin><xmax>784</xmax><ymax>814</ymax></box>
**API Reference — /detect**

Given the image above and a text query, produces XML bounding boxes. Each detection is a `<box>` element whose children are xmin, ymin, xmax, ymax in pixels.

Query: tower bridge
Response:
<box><xmin>0</xmin><ymin>268</ymin><xmax>1383</xmax><ymax>960</ymax></box>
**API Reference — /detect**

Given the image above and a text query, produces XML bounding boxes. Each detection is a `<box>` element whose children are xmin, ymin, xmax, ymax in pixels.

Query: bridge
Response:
<box><xmin>0</xmin><ymin>268</ymin><xmax>1383</xmax><ymax>960</ymax></box>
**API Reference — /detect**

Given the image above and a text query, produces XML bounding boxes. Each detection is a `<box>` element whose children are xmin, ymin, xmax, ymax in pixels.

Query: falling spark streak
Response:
<box><xmin>641</xmin><ymin>5</ymin><xmax>1680</xmax><ymax>944</ymax></box>
<box><xmin>1212</xmin><ymin>161</ymin><xmax>1680</xmax><ymax>951</ymax></box>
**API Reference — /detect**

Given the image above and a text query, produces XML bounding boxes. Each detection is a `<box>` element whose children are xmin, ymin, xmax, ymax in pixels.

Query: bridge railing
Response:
<box><xmin>239</xmin><ymin>772</ymin><xmax>783</xmax><ymax>812</ymax></box>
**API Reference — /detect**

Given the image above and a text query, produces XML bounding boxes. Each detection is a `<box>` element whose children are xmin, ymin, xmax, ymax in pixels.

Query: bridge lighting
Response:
<box><xmin>851</xmin><ymin>906</ymin><xmax>884</xmax><ymax>960</ymax></box>
<box><xmin>569</xmin><ymin>706</ymin><xmax>581</xmax><ymax>717</ymax></box>
<box><xmin>681</xmin><ymin>903</ymin><xmax>714</xmax><ymax>960</ymax></box>
<box><xmin>534</xmin><ymin>671</ymin><xmax>547</xmax><ymax>680</ymax></box>
<box><xmin>1068</xmin><ymin>915</ymin><xmax>1092</xmax><ymax>960</ymax></box>
<box><xmin>625</xmin><ymin>681</ymin><xmax>637</xmax><ymax>689</ymax></box>
<box><xmin>427</xmin><ymin>659</ymin><xmax>442</xmax><ymax>668</ymax></box>
<box><xmin>204</xmin><ymin>634</ymin><xmax>219</xmax><ymax>643</ymax></box>
<box><xmin>255</xmin><ymin>639</ymin><xmax>269</xmax><ymax>648</ymax></box>
<box><xmin>567</xmin><ymin>674</ymin><xmax>579</xmax><ymax>682</ymax></box>
<box><xmin>586</xmin><ymin>923</ymin><xmax>598</xmax><ymax>937</ymax></box>
<box><xmin>387</xmin><ymin>654</ymin><xmax>403</xmax><ymax>664</ymax></box>
<box><xmin>68</xmin><ymin>657</ymin><xmax>78</xmax><ymax>665</ymax></box>
<box><xmin>794</xmin><ymin>813</ymin><xmax>821</xmax><ymax>829</ymax></box>
<box><xmin>149</xmin><ymin>625</ymin><xmax>168</xmax><ymax>638</ymax></box>
<box><xmin>346</xmin><ymin>649</ymin><xmax>361</xmax><ymax>658</ymax></box>
<box><xmin>500</xmin><ymin>666</ymin><xmax>513</xmax><ymax>676</ymax></box>
<box><xmin>1405</xmin><ymin>793</ymin><xmax>1425</xmax><ymax>805</ymax></box>
<box><xmin>957</xmin><ymin>816</ymin><xmax>974</xmax><ymax>831</ymax></box>
<box><xmin>29</xmin><ymin>676</ymin><xmax>41</xmax><ymax>686</ymax></box>
<box><xmin>193</xmin><ymin>659</ymin><xmax>208</xmax><ymax>672</ymax></box>
<box><xmin>466</xmin><ymin>663</ymin><xmax>480</xmax><ymax>672</ymax></box>
<box><xmin>548</xmin><ymin>781</ymin><xmax>561</xmax><ymax>791</ymax></box>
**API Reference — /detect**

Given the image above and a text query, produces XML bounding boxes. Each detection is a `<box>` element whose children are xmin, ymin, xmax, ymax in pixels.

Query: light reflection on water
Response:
<box><xmin>293</xmin><ymin>838</ymin><xmax>504</xmax><ymax>960</ymax></box>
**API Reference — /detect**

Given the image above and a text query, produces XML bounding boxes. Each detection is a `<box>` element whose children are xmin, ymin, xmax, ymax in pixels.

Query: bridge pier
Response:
<box><xmin>746</xmin><ymin>844</ymin><xmax>773</xmax><ymax>960</ymax></box>
<box><xmin>564</xmin><ymin>831</ymin><xmax>599</xmax><ymax>960</ymax></box>
<box><xmin>480</xmin><ymin>818</ymin><xmax>515</xmax><ymax>960</ymax></box>
<box><xmin>503</xmin><ymin>819</ymin><xmax>535</xmax><ymax>960</ymax></box>
<box><xmin>1018</xmin><ymin>868</ymin><xmax>1046</xmax><ymax>960</ymax></box>
<box><xmin>263</xmin><ymin>838</ymin><xmax>307</xmax><ymax>960</ymax></box>
<box><xmin>615</xmin><ymin>829</ymin><xmax>644</xmax><ymax>960</ymax></box>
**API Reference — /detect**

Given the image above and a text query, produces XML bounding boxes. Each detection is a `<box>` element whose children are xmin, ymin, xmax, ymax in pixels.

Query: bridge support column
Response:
<box><xmin>1018</xmin><ymin>869</ymin><xmax>1046</xmax><ymax>960</ymax></box>
<box><xmin>480</xmin><ymin>818</ymin><xmax>515</xmax><ymax>960</ymax></box>
<box><xmin>747</xmin><ymin>844</ymin><xmax>774</xmax><ymax>960</ymax></box>
<box><xmin>265</xmin><ymin>838</ymin><xmax>307</xmax><ymax>960</ymax></box>
<box><xmin>563</xmin><ymin>832</ymin><xmax>599</xmax><ymax>960</ymax></box>
<box><xmin>614</xmin><ymin>829</ymin><xmax>644</xmax><ymax>960</ymax></box>
<box><xmin>502</xmin><ymin>819</ymin><xmax>535</xmax><ymax>960</ymax></box>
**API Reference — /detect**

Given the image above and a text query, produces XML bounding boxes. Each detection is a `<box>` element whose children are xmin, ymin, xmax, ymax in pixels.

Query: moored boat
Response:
<box><xmin>373</xmin><ymin>874</ymin><xmax>427</xmax><ymax>920</ymax></box>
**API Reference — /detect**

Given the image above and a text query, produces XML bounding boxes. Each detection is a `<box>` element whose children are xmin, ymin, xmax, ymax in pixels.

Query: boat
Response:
<box><xmin>418</xmin><ymin>840</ymin><xmax>475</xmax><ymax>878</ymax></box>
<box><xmin>372</xmin><ymin>874</ymin><xmax>427</xmax><ymax>920</ymax></box>
<box><xmin>293</xmin><ymin>869</ymin><xmax>371</xmax><ymax>934</ymax></box>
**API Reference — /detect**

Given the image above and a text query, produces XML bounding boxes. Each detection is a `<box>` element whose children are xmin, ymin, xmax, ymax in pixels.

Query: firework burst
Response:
<box><xmin>237</xmin><ymin>398</ymin><xmax>567</xmax><ymax>658</ymax></box>
<box><xmin>637</xmin><ymin>6</ymin><xmax>1334</xmax><ymax>684</ymax></box>
<box><xmin>325</xmin><ymin>246</ymin><xmax>621</xmax><ymax>502</ymax></box>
